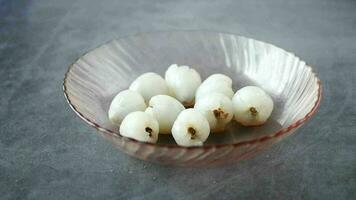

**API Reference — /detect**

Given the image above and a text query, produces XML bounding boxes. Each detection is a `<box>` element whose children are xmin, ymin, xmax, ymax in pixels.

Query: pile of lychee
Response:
<box><xmin>108</xmin><ymin>64</ymin><xmax>274</xmax><ymax>147</ymax></box>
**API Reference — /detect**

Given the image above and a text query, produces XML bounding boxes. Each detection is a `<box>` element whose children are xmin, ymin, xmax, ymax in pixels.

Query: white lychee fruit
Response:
<box><xmin>194</xmin><ymin>93</ymin><xmax>233</xmax><ymax>133</ymax></box>
<box><xmin>165</xmin><ymin>64</ymin><xmax>202</xmax><ymax>107</ymax></box>
<box><xmin>129</xmin><ymin>72</ymin><xmax>169</xmax><ymax>102</ymax></box>
<box><xmin>119</xmin><ymin>111</ymin><xmax>159</xmax><ymax>143</ymax></box>
<box><xmin>203</xmin><ymin>74</ymin><xmax>232</xmax><ymax>87</ymax></box>
<box><xmin>171</xmin><ymin>108</ymin><xmax>210</xmax><ymax>147</ymax></box>
<box><xmin>108</xmin><ymin>90</ymin><xmax>147</xmax><ymax>125</ymax></box>
<box><xmin>195</xmin><ymin>81</ymin><xmax>234</xmax><ymax>101</ymax></box>
<box><xmin>232</xmin><ymin>86</ymin><xmax>274</xmax><ymax>126</ymax></box>
<box><xmin>145</xmin><ymin>95</ymin><xmax>185</xmax><ymax>134</ymax></box>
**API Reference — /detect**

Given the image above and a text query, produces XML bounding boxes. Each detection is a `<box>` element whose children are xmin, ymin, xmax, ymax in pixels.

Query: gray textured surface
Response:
<box><xmin>0</xmin><ymin>0</ymin><xmax>355</xmax><ymax>199</ymax></box>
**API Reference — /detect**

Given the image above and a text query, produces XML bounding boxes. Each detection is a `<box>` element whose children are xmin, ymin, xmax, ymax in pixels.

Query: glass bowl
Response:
<box><xmin>63</xmin><ymin>31</ymin><xmax>321</xmax><ymax>167</ymax></box>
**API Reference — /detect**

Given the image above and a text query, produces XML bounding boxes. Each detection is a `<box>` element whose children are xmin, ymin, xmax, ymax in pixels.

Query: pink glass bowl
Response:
<box><xmin>63</xmin><ymin>31</ymin><xmax>321</xmax><ymax>167</ymax></box>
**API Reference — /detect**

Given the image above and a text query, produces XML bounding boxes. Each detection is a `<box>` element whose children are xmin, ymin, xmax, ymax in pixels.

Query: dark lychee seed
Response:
<box><xmin>213</xmin><ymin>108</ymin><xmax>228</xmax><ymax>119</ymax></box>
<box><xmin>145</xmin><ymin>127</ymin><xmax>153</xmax><ymax>137</ymax></box>
<box><xmin>249</xmin><ymin>107</ymin><xmax>258</xmax><ymax>116</ymax></box>
<box><xmin>213</xmin><ymin>109</ymin><xmax>221</xmax><ymax>118</ymax></box>
<box><xmin>188</xmin><ymin>127</ymin><xmax>196</xmax><ymax>140</ymax></box>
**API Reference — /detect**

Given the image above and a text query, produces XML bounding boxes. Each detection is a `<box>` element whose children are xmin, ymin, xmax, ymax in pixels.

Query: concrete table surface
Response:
<box><xmin>0</xmin><ymin>0</ymin><xmax>355</xmax><ymax>199</ymax></box>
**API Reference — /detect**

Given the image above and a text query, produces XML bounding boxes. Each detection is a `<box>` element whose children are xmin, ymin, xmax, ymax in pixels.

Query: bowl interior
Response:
<box><xmin>64</xmin><ymin>31</ymin><xmax>319</xmax><ymax>146</ymax></box>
